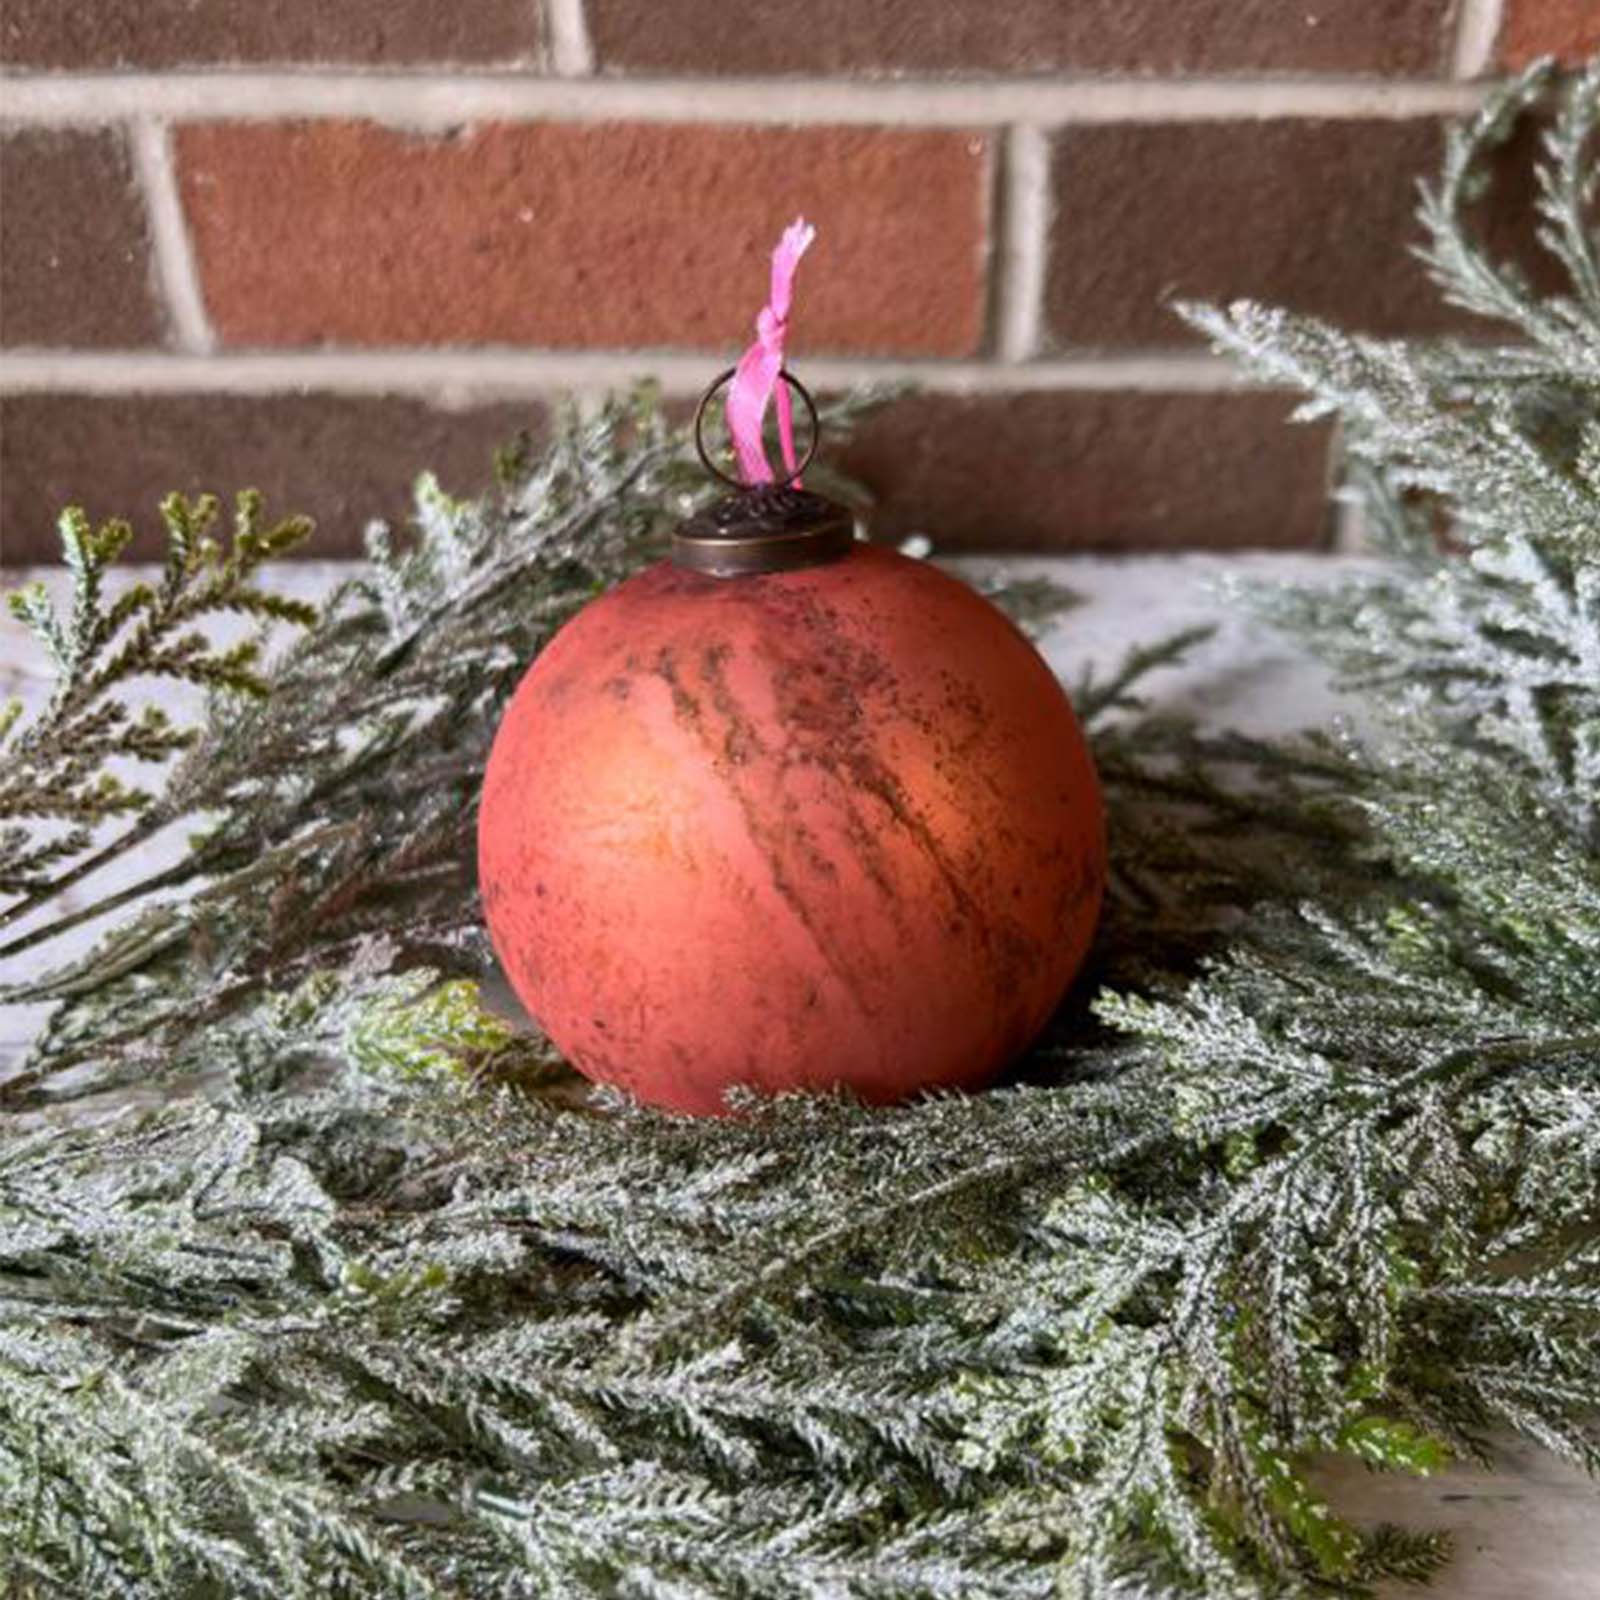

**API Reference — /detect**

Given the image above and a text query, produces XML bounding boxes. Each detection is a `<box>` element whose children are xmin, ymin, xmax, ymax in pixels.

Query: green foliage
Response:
<box><xmin>347</xmin><ymin>974</ymin><xmax>516</xmax><ymax>1080</ymax></box>
<box><xmin>0</xmin><ymin>491</ymin><xmax>314</xmax><ymax>902</ymax></box>
<box><xmin>2</xmin><ymin>67</ymin><xmax>1598</xmax><ymax>1598</ymax></box>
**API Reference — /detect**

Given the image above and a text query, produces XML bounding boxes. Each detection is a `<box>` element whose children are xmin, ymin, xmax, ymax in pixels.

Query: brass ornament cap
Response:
<box><xmin>676</xmin><ymin>364</ymin><xmax>850</xmax><ymax>577</ymax></box>
<box><xmin>672</xmin><ymin>485</ymin><xmax>856</xmax><ymax>578</ymax></box>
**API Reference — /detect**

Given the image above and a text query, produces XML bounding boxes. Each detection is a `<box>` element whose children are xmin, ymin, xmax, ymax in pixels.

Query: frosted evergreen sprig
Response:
<box><xmin>0</xmin><ymin>492</ymin><xmax>314</xmax><ymax>906</ymax></box>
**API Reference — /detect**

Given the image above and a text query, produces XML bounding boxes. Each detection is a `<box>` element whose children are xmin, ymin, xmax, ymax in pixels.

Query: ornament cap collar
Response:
<box><xmin>672</xmin><ymin>484</ymin><xmax>855</xmax><ymax>578</ymax></box>
<box><xmin>677</xmin><ymin>363</ymin><xmax>854</xmax><ymax>577</ymax></box>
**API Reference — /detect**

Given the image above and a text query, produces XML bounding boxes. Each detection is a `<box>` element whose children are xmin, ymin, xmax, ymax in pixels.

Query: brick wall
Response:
<box><xmin>0</xmin><ymin>1</ymin><xmax>1589</xmax><ymax>563</ymax></box>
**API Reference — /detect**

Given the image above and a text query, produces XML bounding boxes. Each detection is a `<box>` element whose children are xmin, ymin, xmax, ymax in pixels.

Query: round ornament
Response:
<box><xmin>478</xmin><ymin>220</ymin><xmax>1104</xmax><ymax>1114</ymax></box>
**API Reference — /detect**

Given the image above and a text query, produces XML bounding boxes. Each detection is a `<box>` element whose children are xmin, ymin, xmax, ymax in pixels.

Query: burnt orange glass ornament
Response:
<box><xmin>478</xmin><ymin>379</ymin><xmax>1105</xmax><ymax>1115</ymax></box>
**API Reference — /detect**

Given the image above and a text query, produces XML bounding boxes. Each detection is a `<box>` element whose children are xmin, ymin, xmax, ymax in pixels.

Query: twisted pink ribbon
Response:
<box><xmin>726</xmin><ymin>217</ymin><xmax>815</xmax><ymax>486</ymax></box>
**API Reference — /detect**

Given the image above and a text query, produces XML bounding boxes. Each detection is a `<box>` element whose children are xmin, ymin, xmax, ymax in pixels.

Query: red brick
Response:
<box><xmin>1</xmin><ymin>129</ymin><xmax>166</xmax><ymax>349</ymax></box>
<box><xmin>1044</xmin><ymin>120</ymin><xmax>1476</xmax><ymax>349</ymax></box>
<box><xmin>1497</xmin><ymin>1</ymin><xmax>1600</xmax><ymax>67</ymax></box>
<box><xmin>0</xmin><ymin>393</ymin><xmax>545</xmax><ymax>565</ymax></box>
<box><xmin>175</xmin><ymin>121</ymin><xmax>991</xmax><ymax>357</ymax></box>
<box><xmin>833</xmin><ymin>391</ymin><xmax>1333</xmax><ymax>551</ymax></box>
<box><xmin>589</xmin><ymin>0</ymin><xmax>1454</xmax><ymax>76</ymax></box>
<box><xmin>0</xmin><ymin>0</ymin><xmax>540</xmax><ymax>68</ymax></box>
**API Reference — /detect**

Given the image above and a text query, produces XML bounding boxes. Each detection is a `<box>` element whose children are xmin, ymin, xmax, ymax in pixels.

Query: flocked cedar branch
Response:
<box><xmin>0</xmin><ymin>492</ymin><xmax>314</xmax><ymax>908</ymax></box>
<box><xmin>1</xmin><ymin>60</ymin><xmax>1598</xmax><ymax>1600</ymax></box>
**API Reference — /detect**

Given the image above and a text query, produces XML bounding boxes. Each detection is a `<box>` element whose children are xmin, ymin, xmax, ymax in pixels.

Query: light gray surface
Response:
<box><xmin>2</xmin><ymin>555</ymin><xmax>1596</xmax><ymax>1595</ymax></box>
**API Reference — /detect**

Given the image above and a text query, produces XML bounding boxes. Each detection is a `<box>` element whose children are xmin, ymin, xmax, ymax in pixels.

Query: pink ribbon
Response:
<box><xmin>726</xmin><ymin>217</ymin><xmax>815</xmax><ymax>486</ymax></box>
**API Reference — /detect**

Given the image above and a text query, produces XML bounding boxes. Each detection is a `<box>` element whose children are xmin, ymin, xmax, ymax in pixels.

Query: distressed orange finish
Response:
<box><xmin>477</xmin><ymin>544</ymin><xmax>1105</xmax><ymax>1115</ymax></box>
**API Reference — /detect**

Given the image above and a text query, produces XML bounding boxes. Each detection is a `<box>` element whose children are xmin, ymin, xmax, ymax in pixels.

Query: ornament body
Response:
<box><xmin>478</xmin><ymin>545</ymin><xmax>1104</xmax><ymax>1114</ymax></box>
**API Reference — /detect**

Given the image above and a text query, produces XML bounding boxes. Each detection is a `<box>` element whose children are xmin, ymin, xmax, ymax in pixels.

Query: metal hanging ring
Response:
<box><xmin>693</xmin><ymin>366</ymin><xmax>821</xmax><ymax>491</ymax></box>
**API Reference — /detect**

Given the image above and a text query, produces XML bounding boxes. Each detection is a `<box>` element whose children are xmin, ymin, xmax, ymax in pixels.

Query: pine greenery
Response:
<box><xmin>2</xmin><ymin>61</ymin><xmax>1597</xmax><ymax>1598</ymax></box>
